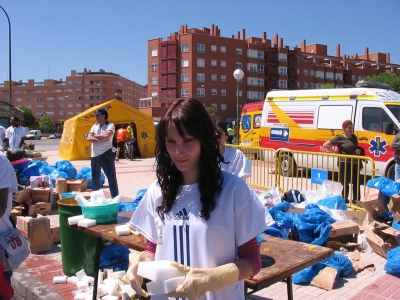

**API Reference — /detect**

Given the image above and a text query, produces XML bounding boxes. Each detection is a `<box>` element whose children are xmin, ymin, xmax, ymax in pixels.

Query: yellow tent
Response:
<box><xmin>59</xmin><ymin>100</ymin><xmax>156</xmax><ymax>160</ymax></box>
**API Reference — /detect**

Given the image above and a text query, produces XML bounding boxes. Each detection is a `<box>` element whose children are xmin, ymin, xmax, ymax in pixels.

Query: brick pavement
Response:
<box><xmin>11</xmin><ymin>150</ymin><xmax>400</xmax><ymax>299</ymax></box>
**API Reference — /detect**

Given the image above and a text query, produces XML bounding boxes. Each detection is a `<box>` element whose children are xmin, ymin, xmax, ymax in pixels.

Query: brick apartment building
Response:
<box><xmin>144</xmin><ymin>24</ymin><xmax>400</xmax><ymax>122</ymax></box>
<box><xmin>0</xmin><ymin>68</ymin><xmax>147</xmax><ymax>128</ymax></box>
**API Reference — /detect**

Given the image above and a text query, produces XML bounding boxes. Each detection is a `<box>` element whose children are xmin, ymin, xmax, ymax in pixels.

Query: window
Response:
<box><xmin>257</xmin><ymin>51</ymin><xmax>264</xmax><ymax>59</ymax></box>
<box><xmin>76</xmin><ymin>104</ymin><xmax>82</xmax><ymax>108</ymax></box>
<box><xmin>37</xmin><ymin>105</ymin><xmax>43</xmax><ymax>108</ymax></box>
<box><xmin>297</xmin><ymin>69</ymin><xmax>300</xmax><ymax>74</ymax></box>
<box><xmin>197</xmin><ymin>73</ymin><xmax>205</xmax><ymax>82</ymax></box>
<box><xmin>151</xmin><ymin>63</ymin><xmax>158</xmax><ymax>71</ymax></box>
<box><xmin>316</xmin><ymin>83</ymin><xmax>322</xmax><ymax>89</ymax></box>
<box><xmin>27</xmin><ymin>98</ymin><xmax>31</xmax><ymax>102</ymax></box>
<box><xmin>197</xmin><ymin>58</ymin><xmax>205</xmax><ymax>67</ymax></box>
<box><xmin>325</xmin><ymin>72</ymin><xmax>334</xmax><ymax>80</ymax></box>
<box><xmin>181</xmin><ymin>73</ymin><xmax>189</xmax><ymax>82</ymax></box>
<box><xmin>36</xmin><ymin>97</ymin><xmax>43</xmax><ymax>101</ymax></box>
<box><xmin>236</xmin><ymin>48</ymin><xmax>242</xmax><ymax>55</ymax></box>
<box><xmin>221</xmin><ymin>61</ymin><xmax>226</xmax><ymax>67</ymax></box>
<box><xmin>254</xmin><ymin>114</ymin><xmax>262</xmax><ymax>129</ymax></box>
<box><xmin>351</xmin><ymin>75</ymin><xmax>356</xmax><ymax>81</ymax></box>
<box><xmin>46</xmin><ymin>97</ymin><xmax>54</xmax><ymax>101</ymax></box>
<box><xmin>151</xmin><ymin>77</ymin><xmax>158</xmax><ymax>85</ymax></box>
<box><xmin>151</xmin><ymin>48</ymin><xmax>158</xmax><ymax>57</ymax></box>
<box><xmin>211</xmin><ymin>45</ymin><xmax>217</xmax><ymax>52</ymax></box>
<box><xmin>247</xmin><ymin>49</ymin><xmax>257</xmax><ymax>58</ymax></box>
<box><xmin>221</xmin><ymin>46</ymin><xmax>226</xmax><ymax>53</ymax></box>
<box><xmin>297</xmin><ymin>56</ymin><xmax>300</xmax><ymax>62</ymax></box>
<box><xmin>297</xmin><ymin>82</ymin><xmax>300</xmax><ymax>88</ymax></box>
<box><xmin>16</xmin><ymin>98</ymin><xmax>22</xmax><ymax>102</ymax></box>
<box><xmin>211</xmin><ymin>60</ymin><xmax>217</xmax><ymax>66</ymax></box>
<box><xmin>59</xmin><ymin>104</ymin><xmax>64</xmax><ymax>108</ymax></box>
<box><xmin>358</xmin><ymin>76</ymin><xmax>363</xmax><ymax>80</ymax></box>
<box><xmin>76</xmin><ymin>96</ymin><xmax>81</xmax><ymax>100</ymax></box>
<box><xmin>67</xmin><ymin>104</ymin><xmax>73</xmax><ymax>108</ymax></box>
<box><xmin>247</xmin><ymin>91</ymin><xmax>264</xmax><ymax>100</ymax></box>
<box><xmin>59</xmin><ymin>111</ymin><xmax>64</xmax><ymax>115</ymax></box>
<box><xmin>197</xmin><ymin>43</ymin><xmax>205</xmax><ymax>53</ymax></box>
<box><xmin>247</xmin><ymin>63</ymin><xmax>264</xmax><ymax>73</ymax></box>
<box><xmin>247</xmin><ymin>77</ymin><xmax>264</xmax><ymax>86</ymax></box>
<box><xmin>181</xmin><ymin>88</ymin><xmax>189</xmax><ymax>97</ymax></box>
<box><xmin>197</xmin><ymin>88</ymin><xmax>205</xmax><ymax>97</ymax></box>
<box><xmin>310</xmin><ymin>70</ymin><xmax>315</xmax><ymax>76</ymax></box>
<box><xmin>362</xmin><ymin>107</ymin><xmax>394</xmax><ymax>133</ymax></box>
<box><xmin>182</xmin><ymin>59</ymin><xmax>189</xmax><ymax>68</ymax></box>
<box><xmin>315</xmin><ymin>71</ymin><xmax>324</xmax><ymax>78</ymax></box>
<box><xmin>151</xmin><ymin>91</ymin><xmax>158</xmax><ymax>97</ymax></box>
<box><xmin>279</xmin><ymin>67</ymin><xmax>287</xmax><ymax>75</ymax></box>
<box><xmin>181</xmin><ymin>44</ymin><xmax>189</xmax><ymax>53</ymax></box>
<box><xmin>310</xmin><ymin>83</ymin><xmax>315</xmax><ymax>88</ymax></box>
<box><xmin>318</xmin><ymin>105</ymin><xmax>353</xmax><ymax>129</ymax></box>
<box><xmin>26</xmin><ymin>105</ymin><xmax>32</xmax><ymax>108</ymax></box>
<box><xmin>278</xmin><ymin>53</ymin><xmax>287</xmax><ymax>61</ymax></box>
<box><xmin>303</xmin><ymin>69</ymin><xmax>309</xmax><ymax>75</ymax></box>
<box><xmin>221</xmin><ymin>75</ymin><xmax>226</xmax><ymax>82</ymax></box>
<box><xmin>336</xmin><ymin>73</ymin><xmax>343</xmax><ymax>80</ymax></box>
<box><xmin>304</xmin><ymin>82</ymin><xmax>308</xmax><ymax>88</ymax></box>
<box><xmin>84</xmin><ymin>95</ymin><xmax>89</xmax><ymax>100</ymax></box>
<box><xmin>221</xmin><ymin>104</ymin><xmax>226</xmax><ymax>110</ymax></box>
<box><xmin>67</xmin><ymin>112</ymin><xmax>73</xmax><ymax>115</ymax></box>
<box><xmin>67</xmin><ymin>81</ymin><xmax>73</xmax><ymax>85</ymax></box>
<box><xmin>84</xmin><ymin>104</ymin><xmax>90</xmax><ymax>108</ymax></box>
<box><xmin>84</xmin><ymin>88</ymin><xmax>89</xmax><ymax>92</ymax></box>
<box><xmin>236</xmin><ymin>62</ymin><xmax>242</xmax><ymax>69</ymax></box>
<box><xmin>67</xmin><ymin>89</ymin><xmax>73</xmax><ymax>93</ymax></box>
<box><xmin>279</xmin><ymin>80</ymin><xmax>287</xmax><ymax>88</ymax></box>
<box><xmin>76</xmin><ymin>89</ymin><xmax>81</xmax><ymax>93</ymax></box>
<box><xmin>221</xmin><ymin>89</ymin><xmax>226</xmax><ymax>96</ymax></box>
<box><xmin>76</xmin><ymin>81</ymin><xmax>81</xmax><ymax>85</ymax></box>
<box><xmin>211</xmin><ymin>89</ymin><xmax>217</xmax><ymax>96</ymax></box>
<box><xmin>211</xmin><ymin>74</ymin><xmax>217</xmax><ymax>81</ymax></box>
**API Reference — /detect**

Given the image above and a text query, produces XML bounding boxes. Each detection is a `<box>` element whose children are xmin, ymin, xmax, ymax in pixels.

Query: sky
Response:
<box><xmin>1</xmin><ymin>0</ymin><xmax>399</xmax><ymax>86</ymax></box>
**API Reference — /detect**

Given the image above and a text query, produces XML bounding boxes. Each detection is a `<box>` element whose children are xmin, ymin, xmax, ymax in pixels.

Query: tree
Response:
<box><xmin>365</xmin><ymin>73</ymin><xmax>400</xmax><ymax>93</ymax></box>
<box><xmin>205</xmin><ymin>107</ymin><xmax>220</xmax><ymax>121</ymax></box>
<box><xmin>20</xmin><ymin>106</ymin><xmax>35</xmax><ymax>127</ymax></box>
<box><xmin>322</xmin><ymin>83</ymin><xmax>335</xmax><ymax>89</ymax></box>
<box><xmin>39</xmin><ymin>116</ymin><xmax>55</xmax><ymax>133</ymax></box>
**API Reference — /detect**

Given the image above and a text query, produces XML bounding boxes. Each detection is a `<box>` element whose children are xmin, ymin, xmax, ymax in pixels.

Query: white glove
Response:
<box><xmin>126</xmin><ymin>251</ymin><xmax>149</xmax><ymax>298</ymax></box>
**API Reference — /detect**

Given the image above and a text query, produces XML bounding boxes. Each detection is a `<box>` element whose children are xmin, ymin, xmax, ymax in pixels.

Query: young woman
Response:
<box><xmin>128</xmin><ymin>99</ymin><xmax>267</xmax><ymax>300</ymax></box>
<box><xmin>322</xmin><ymin>120</ymin><xmax>363</xmax><ymax>204</ymax></box>
<box><xmin>215</xmin><ymin>120</ymin><xmax>251</xmax><ymax>181</ymax></box>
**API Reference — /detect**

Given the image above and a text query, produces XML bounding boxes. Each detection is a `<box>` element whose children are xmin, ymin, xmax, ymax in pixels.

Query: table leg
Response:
<box><xmin>286</xmin><ymin>276</ymin><xmax>293</xmax><ymax>300</ymax></box>
<box><xmin>92</xmin><ymin>237</ymin><xmax>102</xmax><ymax>300</ymax></box>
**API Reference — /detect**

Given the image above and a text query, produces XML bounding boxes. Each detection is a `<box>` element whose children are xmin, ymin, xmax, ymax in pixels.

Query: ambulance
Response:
<box><xmin>239</xmin><ymin>102</ymin><xmax>263</xmax><ymax>147</ymax></box>
<box><xmin>259</xmin><ymin>81</ymin><xmax>400</xmax><ymax>179</ymax></box>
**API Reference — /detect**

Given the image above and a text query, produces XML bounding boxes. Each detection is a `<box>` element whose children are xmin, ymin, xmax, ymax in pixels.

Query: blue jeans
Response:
<box><xmin>91</xmin><ymin>150</ymin><xmax>119</xmax><ymax>198</ymax></box>
<box><xmin>0</xmin><ymin>270</ymin><xmax>12</xmax><ymax>300</ymax></box>
<box><xmin>395</xmin><ymin>162</ymin><xmax>400</xmax><ymax>181</ymax></box>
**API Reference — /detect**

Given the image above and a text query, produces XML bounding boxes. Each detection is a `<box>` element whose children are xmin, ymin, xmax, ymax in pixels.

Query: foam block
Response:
<box><xmin>75</xmin><ymin>194</ymin><xmax>91</xmax><ymax>206</ymax></box>
<box><xmin>82</xmin><ymin>275</ymin><xmax>94</xmax><ymax>284</ymax></box>
<box><xmin>76</xmin><ymin>269</ymin><xmax>87</xmax><ymax>281</ymax></box>
<box><xmin>138</xmin><ymin>260</ymin><xmax>184</xmax><ymax>282</ymax></box>
<box><xmin>68</xmin><ymin>215</ymin><xmax>84</xmax><ymax>226</ymax></box>
<box><xmin>115</xmin><ymin>225</ymin><xmax>130</xmax><ymax>236</ymax></box>
<box><xmin>53</xmin><ymin>276</ymin><xmax>67</xmax><ymax>284</ymax></box>
<box><xmin>164</xmin><ymin>276</ymin><xmax>185</xmax><ymax>294</ymax></box>
<box><xmin>96</xmin><ymin>284</ymin><xmax>108</xmax><ymax>297</ymax></box>
<box><xmin>74</xmin><ymin>294</ymin><xmax>86</xmax><ymax>300</ymax></box>
<box><xmin>77</xmin><ymin>218</ymin><xmax>96</xmax><ymax>228</ymax></box>
<box><xmin>98</xmin><ymin>271</ymin><xmax>104</xmax><ymax>284</ymax></box>
<box><xmin>76</xmin><ymin>280</ymin><xmax>89</xmax><ymax>289</ymax></box>
<box><xmin>105</xmin><ymin>280</ymin><xmax>118</xmax><ymax>296</ymax></box>
<box><xmin>147</xmin><ymin>281</ymin><xmax>166</xmax><ymax>296</ymax></box>
<box><xmin>121</xmin><ymin>284</ymin><xmax>135</xmax><ymax>297</ymax></box>
<box><xmin>110</xmin><ymin>195</ymin><xmax>122</xmax><ymax>204</ymax></box>
<box><xmin>108</xmin><ymin>270</ymin><xmax>126</xmax><ymax>279</ymax></box>
<box><xmin>106</xmin><ymin>269</ymin><xmax>114</xmax><ymax>279</ymax></box>
<box><xmin>67</xmin><ymin>276</ymin><xmax>79</xmax><ymax>285</ymax></box>
<box><xmin>101</xmin><ymin>296</ymin><xmax>119</xmax><ymax>300</ymax></box>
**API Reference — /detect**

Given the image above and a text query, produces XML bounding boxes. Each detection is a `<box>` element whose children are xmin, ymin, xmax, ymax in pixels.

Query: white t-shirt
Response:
<box><xmin>221</xmin><ymin>147</ymin><xmax>251</xmax><ymax>180</ymax></box>
<box><xmin>5</xmin><ymin>126</ymin><xmax>26</xmax><ymax>151</ymax></box>
<box><xmin>0</xmin><ymin>126</ymin><xmax>5</xmax><ymax>148</ymax></box>
<box><xmin>130</xmin><ymin>171</ymin><xmax>267</xmax><ymax>300</ymax></box>
<box><xmin>89</xmin><ymin>122</ymin><xmax>115</xmax><ymax>157</ymax></box>
<box><xmin>0</xmin><ymin>152</ymin><xmax>18</xmax><ymax>235</ymax></box>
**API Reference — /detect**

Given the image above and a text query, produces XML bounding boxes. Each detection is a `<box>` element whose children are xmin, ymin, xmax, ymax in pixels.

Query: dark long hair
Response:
<box><xmin>155</xmin><ymin>98</ymin><xmax>224</xmax><ymax>220</ymax></box>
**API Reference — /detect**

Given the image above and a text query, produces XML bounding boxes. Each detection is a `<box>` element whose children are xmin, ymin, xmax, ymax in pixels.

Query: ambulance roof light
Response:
<box><xmin>356</xmin><ymin>80</ymin><xmax>391</xmax><ymax>89</ymax></box>
<box><xmin>322</xmin><ymin>95</ymin><xmax>329</xmax><ymax>100</ymax></box>
<box><xmin>350</xmin><ymin>95</ymin><xmax>358</xmax><ymax>99</ymax></box>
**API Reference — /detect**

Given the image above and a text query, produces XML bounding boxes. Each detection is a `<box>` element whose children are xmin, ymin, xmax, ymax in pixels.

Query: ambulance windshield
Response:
<box><xmin>386</xmin><ymin>105</ymin><xmax>400</xmax><ymax>122</ymax></box>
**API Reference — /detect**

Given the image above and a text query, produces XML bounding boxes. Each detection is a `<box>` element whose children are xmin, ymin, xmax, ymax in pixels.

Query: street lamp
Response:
<box><xmin>0</xmin><ymin>5</ymin><xmax>12</xmax><ymax>105</ymax></box>
<box><xmin>233</xmin><ymin>69</ymin><xmax>244</xmax><ymax>145</ymax></box>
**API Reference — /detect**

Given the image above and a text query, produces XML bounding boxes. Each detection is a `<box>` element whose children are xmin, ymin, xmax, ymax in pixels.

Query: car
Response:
<box><xmin>48</xmin><ymin>134</ymin><xmax>61</xmax><ymax>139</ymax></box>
<box><xmin>26</xmin><ymin>130</ymin><xmax>42</xmax><ymax>140</ymax></box>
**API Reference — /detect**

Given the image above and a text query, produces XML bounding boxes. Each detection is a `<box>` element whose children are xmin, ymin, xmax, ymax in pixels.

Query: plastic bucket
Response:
<box><xmin>58</xmin><ymin>198</ymin><xmax>98</xmax><ymax>276</ymax></box>
<box><xmin>61</xmin><ymin>192</ymin><xmax>77</xmax><ymax>199</ymax></box>
<box><xmin>11</xmin><ymin>158</ymin><xmax>29</xmax><ymax>173</ymax></box>
<box><xmin>81</xmin><ymin>203</ymin><xmax>119</xmax><ymax>224</ymax></box>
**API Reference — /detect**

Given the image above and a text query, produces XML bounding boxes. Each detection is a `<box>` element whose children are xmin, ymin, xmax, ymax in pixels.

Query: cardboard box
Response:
<box><xmin>38</xmin><ymin>214</ymin><xmax>60</xmax><ymax>244</ymax></box>
<box><xmin>10</xmin><ymin>208</ymin><xmax>22</xmax><ymax>223</ymax></box>
<box><xmin>388</xmin><ymin>194</ymin><xmax>400</xmax><ymax>223</ymax></box>
<box><xmin>326</xmin><ymin>241</ymin><xmax>360</xmax><ymax>250</ymax></box>
<box><xmin>16</xmin><ymin>216</ymin><xmax>53</xmax><ymax>254</ymax></box>
<box><xmin>12</xmin><ymin>188</ymin><xmax>32</xmax><ymax>203</ymax></box>
<box><xmin>31</xmin><ymin>187</ymin><xmax>52</xmax><ymax>204</ymax></box>
<box><xmin>360</xmin><ymin>187</ymin><xmax>389</xmax><ymax>216</ymax></box>
<box><xmin>28</xmin><ymin>202</ymin><xmax>52</xmax><ymax>216</ymax></box>
<box><xmin>310</xmin><ymin>267</ymin><xmax>338</xmax><ymax>291</ymax></box>
<box><xmin>67</xmin><ymin>179</ymin><xmax>88</xmax><ymax>192</ymax></box>
<box><xmin>330</xmin><ymin>219</ymin><xmax>359</xmax><ymax>237</ymax></box>
<box><xmin>55</xmin><ymin>178</ymin><xmax>67</xmax><ymax>194</ymax></box>
<box><xmin>364</xmin><ymin>230</ymin><xmax>392</xmax><ymax>258</ymax></box>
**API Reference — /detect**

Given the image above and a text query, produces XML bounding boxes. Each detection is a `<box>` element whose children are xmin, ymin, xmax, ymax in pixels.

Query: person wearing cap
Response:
<box><xmin>84</xmin><ymin>108</ymin><xmax>119</xmax><ymax>198</ymax></box>
<box><xmin>127</xmin><ymin>121</ymin><xmax>135</xmax><ymax>139</ymax></box>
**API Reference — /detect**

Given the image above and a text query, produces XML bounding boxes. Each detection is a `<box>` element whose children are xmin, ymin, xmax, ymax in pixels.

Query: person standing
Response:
<box><xmin>115</xmin><ymin>124</ymin><xmax>132</xmax><ymax>161</ymax></box>
<box><xmin>4</xmin><ymin>117</ymin><xmax>26</xmax><ymax>162</ymax></box>
<box><xmin>322</xmin><ymin>120</ymin><xmax>362</xmax><ymax>204</ymax></box>
<box><xmin>227</xmin><ymin>125</ymin><xmax>235</xmax><ymax>144</ymax></box>
<box><xmin>0</xmin><ymin>125</ymin><xmax>5</xmax><ymax>150</ymax></box>
<box><xmin>391</xmin><ymin>131</ymin><xmax>400</xmax><ymax>181</ymax></box>
<box><xmin>0</xmin><ymin>152</ymin><xmax>18</xmax><ymax>300</ymax></box>
<box><xmin>84</xmin><ymin>108</ymin><xmax>119</xmax><ymax>198</ymax></box>
<box><xmin>127</xmin><ymin>121</ymin><xmax>135</xmax><ymax>139</ymax></box>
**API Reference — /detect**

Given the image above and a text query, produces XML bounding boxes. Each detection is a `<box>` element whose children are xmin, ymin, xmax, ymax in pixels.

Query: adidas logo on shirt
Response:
<box><xmin>173</xmin><ymin>208</ymin><xmax>189</xmax><ymax>220</ymax></box>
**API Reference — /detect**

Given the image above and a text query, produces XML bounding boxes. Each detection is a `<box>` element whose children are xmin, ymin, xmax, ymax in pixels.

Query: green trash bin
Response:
<box><xmin>58</xmin><ymin>198</ymin><xmax>99</xmax><ymax>276</ymax></box>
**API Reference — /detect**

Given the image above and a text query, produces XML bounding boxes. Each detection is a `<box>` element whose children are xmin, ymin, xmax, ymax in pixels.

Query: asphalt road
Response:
<box><xmin>27</xmin><ymin>138</ymin><xmax>61</xmax><ymax>152</ymax></box>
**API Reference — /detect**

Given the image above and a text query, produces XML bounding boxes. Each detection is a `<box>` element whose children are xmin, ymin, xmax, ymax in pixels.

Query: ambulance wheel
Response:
<box><xmin>387</xmin><ymin>164</ymin><xmax>395</xmax><ymax>181</ymax></box>
<box><xmin>280</xmin><ymin>153</ymin><xmax>297</xmax><ymax>177</ymax></box>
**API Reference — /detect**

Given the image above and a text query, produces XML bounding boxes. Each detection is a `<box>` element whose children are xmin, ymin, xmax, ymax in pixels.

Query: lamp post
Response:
<box><xmin>0</xmin><ymin>5</ymin><xmax>12</xmax><ymax>105</ymax></box>
<box><xmin>233</xmin><ymin>69</ymin><xmax>244</xmax><ymax>145</ymax></box>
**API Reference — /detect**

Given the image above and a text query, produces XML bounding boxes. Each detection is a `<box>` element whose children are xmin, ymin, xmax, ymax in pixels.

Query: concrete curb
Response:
<box><xmin>12</xmin><ymin>268</ymin><xmax>66</xmax><ymax>300</ymax></box>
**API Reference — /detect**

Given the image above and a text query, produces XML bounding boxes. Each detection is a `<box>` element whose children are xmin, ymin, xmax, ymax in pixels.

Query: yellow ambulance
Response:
<box><xmin>239</xmin><ymin>102</ymin><xmax>263</xmax><ymax>147</ymax></box>
<box><xmin>259</xmin><ymin>81</ymin><xmax>400</xmax><ymax>178</ymax></box>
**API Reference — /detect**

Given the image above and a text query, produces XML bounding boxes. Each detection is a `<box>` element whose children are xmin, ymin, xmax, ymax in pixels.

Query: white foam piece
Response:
<box><xmin>74</xmin><ymin>293</ymin><xmax>86</xmax><ymax>300</ymax></box>
<box><xmin>138</xmin><ymin>260</ymin><xmax>184</xmax><ymax>282</ymax></box>
<box><xmin>115</xmin><ymin>225</ymin><xmax>130</xmax><ymax>236</ymax></box>
<box><xmin>147</xmin><ymin>281</ymin><xmax>166</xmax><ymax>296</ymax></box>
<box><xmin>82</xmin><ymin>275</ymin><xmax>94</xmax><ymax>284</ymax></box>
<box><xmin>76</xmin><ymin>280</ymin><xmax>89</xmax><ymax>289</ymax></box>
<box><xmin>53</xmin><ymin>276</ymin><xmax>67</xmax><ymax>284</ymax></box>
<box><xmin>120</xmin><ymin>276</ymin><xmax>130</xmax><ymax>284</ymax></box>
<box><xmin>106</xmin><ymin>269</ymin><xmax>114</xmax><ymax>279</ymax></box>
<box><xmin>77</xmin><ymin>218</ymin><xmax>96</xmax><ymax>228</ymax></box>
<box><xmin>110</xmin><ymin>195</ymin><xmax>122</xmax><ymax>204</ymax></box>
<box><xmin>121</xmin><ymin>284</ymin><xmax>135</xmax><ymax>297</ymax></box>
<box><xmin>105</xmin><ymin>280</ymin><xmax>118</xmax><ymax>296</ymax></box>
<box><xmin>96</xmin><ymin>284</ymin><xmax>108</xmax><ymax>297</ymax></box>
<box><xmin>101</xmin><ymin>296</ymin><xmax>119</xmax><ymax>300</ymax></box>
<box><xmin>75</xmin><ymin>269</ymin><xmax>87</xmax><ymax>281</ymax></box>
<box><xmin>75</xmin><ymin>194</ymin><xmax>91</xmax><ymax>206</ymax></box>
<box><xmin>164</xmin><ymin>276</ymin><xmax>185</xmax><ymax>294</ymax></box>
<box><xmin>108</xmin><ymin>270</ymin><xmax>126</xmax><ymax>279</ymax></box>
<box><xmin>68</xmin><ymin>215</ymin><xmax>84</xmax><ymax>226</ymax></box>
<box><xmin>90</xmin><ymin>190</ymin><xmax>105</xmax><ymax>201</ymax></box>
<box><xmin>67</xmin><ymin>276</ymin><xmax>79</xmax><ymax>285</ymax></box>
<box><xmin>98</xmin><ymin>271</ymin><xmax>104</xmax><ymax>284</ymax></box>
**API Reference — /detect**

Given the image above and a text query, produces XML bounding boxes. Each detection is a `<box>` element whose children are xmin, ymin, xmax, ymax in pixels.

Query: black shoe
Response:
<box><xmin>115</xmin><ymin>158</ymin><xmax>119</xmax><ymax>161</ymax></box>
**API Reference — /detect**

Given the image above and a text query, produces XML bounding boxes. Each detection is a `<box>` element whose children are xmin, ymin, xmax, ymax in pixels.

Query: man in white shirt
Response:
<box><xmin>0</xmin><ymin>125</ymin><xmax>5</xmax><ymax>150</ymax></box>
<box><xmin>84</xmin><ymin>108</ymin><xmax>119</xmax><ymax>198</ymax></box>
<box><xmin>4</xmin><ymin>117</ymin><xmax>26</xmax><ymax>162</ymax></box>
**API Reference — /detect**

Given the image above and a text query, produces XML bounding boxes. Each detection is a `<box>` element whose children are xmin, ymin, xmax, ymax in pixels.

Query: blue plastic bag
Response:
<box><xmin>393</xmin><ymin>219</ymin><xmax>400</xmax><ymax>231</ymax></box>
<box><xmin>52</xmin><ymin>160</ymin><xmax>77</xmax><ymax>179</ymax></box>
<box><xmin>29</xmin><ymin>160</ymin><xmax>49</xmax><ymax>168</ymax></box>
<box><xmin>49</xmin><ymin>170</ymin><xmax>68</xmax><ymax>187</ymax></box>
<box><xmin>290</xmin><ymin>204</ymin><xmax>336</xmax><ymax>245</ymax></box>
<box><xmin>274</xmin><ymin>211</ymin><xmax>295</xmax><ymax>236</ymax></box>
<box><xmin>135</xmin><ymin>189</ymin><xmax>148</xmax><ymax>202</ymax></box>
<box><xmin>77</xmin><ymin>167</ymin><xmax>105</xmax><ymax>188</ymax></box>
<box><xmin>100</xmin><ymin>244</ymin><xmax>130</xmax><ymax>271</ymax></box>
<box><xmin>366</xmin><ymin>177</ymin><xmax>400</xmax><ymax>197</ymax></box>
<box><xmin>268</xmin><ymin>201</ymin><xmax>293</xmax><ymax>220</ymax></box>
<box><xmin>317</xmin><ymin>195</ymin><xmax>348</xmax><ymax>210</ymax></box>
<box><xmin>39</xmin><ymin>165</ymin><xmax>56</xmax><ymax>175</ymax></box>
<box><xmin>384</xmin><ymin>247</ymin><xmax>400</xmax><ymax>275</ymax></box>
<box><xmin>263</xmin><ymin>226</ymin><xmax>288</xmax><ymax>239</ymax></box>
<box><xmin>118</xmin><ymin>201</ymin><xmax>139</xmax><ymax>212</ymax></box>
